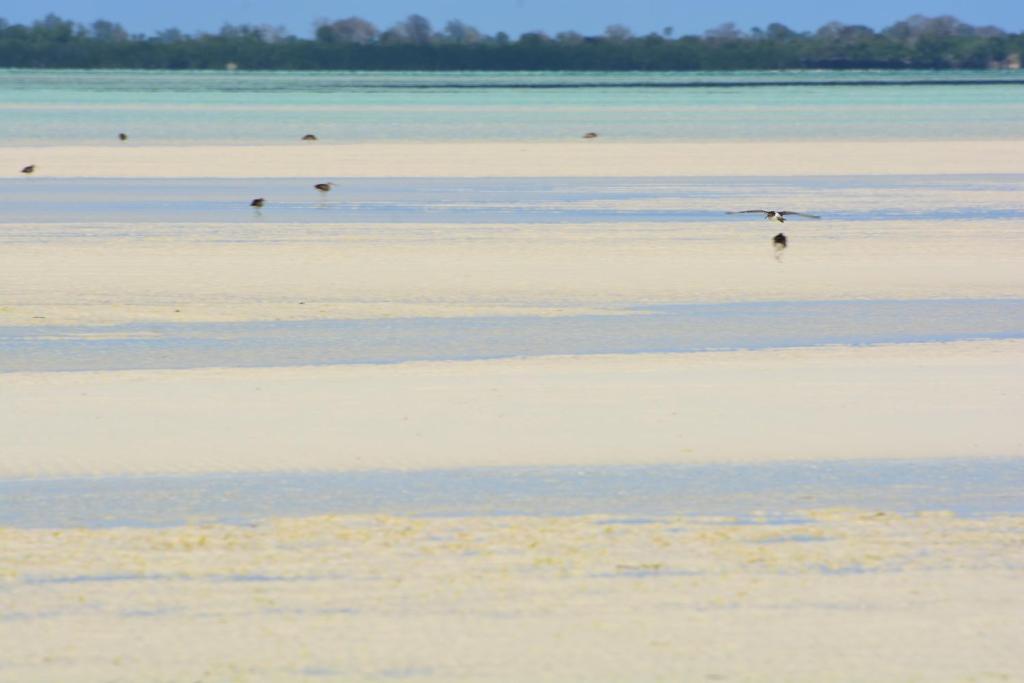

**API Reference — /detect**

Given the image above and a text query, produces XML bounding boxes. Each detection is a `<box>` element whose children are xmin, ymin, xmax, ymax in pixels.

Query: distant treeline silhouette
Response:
<box><xmin>0</xmin><ymin>13</ymin><xmax>1021</xmax><ymax>70</ymax></box>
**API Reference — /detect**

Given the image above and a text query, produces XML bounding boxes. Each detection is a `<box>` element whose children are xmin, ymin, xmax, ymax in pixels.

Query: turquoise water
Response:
<box><xmin>2</xmin><ymin>69</ymin><xmax>1023</xmax><ymax>144</ymax></box>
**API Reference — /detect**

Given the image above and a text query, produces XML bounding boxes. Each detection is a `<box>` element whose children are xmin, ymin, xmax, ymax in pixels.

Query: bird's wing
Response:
<box><xmin>726</xmin><ymin>210</ymin><xmax>769</xmax><ymax>215</ymax></box>
<box><xmin>779</xmin><ymin>211</ymin><xmax>821</xmax><ymax>219</ymax></box>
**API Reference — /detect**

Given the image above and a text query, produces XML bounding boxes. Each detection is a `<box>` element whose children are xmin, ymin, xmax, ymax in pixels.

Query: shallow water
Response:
<box><xmin>2</xmin><ymin>174</ymin><xmax>1023</xmax><ymax>229</ymax></box>
<box><xmin>3</xmin><ymin>457</ymin><xmax>1022</xmax><ymax>528</ymax></box>
<box><xmin>3</xmin><ymin>69</ymin><xmax>1024</xmax><ymax>144</ymax></box>
<box><xmin>3</xmin><ymin>299</ymin><xmax>1022</xmax><ymax>372</ymax></box>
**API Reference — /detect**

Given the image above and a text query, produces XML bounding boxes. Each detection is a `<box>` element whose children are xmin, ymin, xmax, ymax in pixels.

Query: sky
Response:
<box><xmin>3</xmin><ymin>0</ymin><xmax>1022</xmax><ymax>38</ymax></box>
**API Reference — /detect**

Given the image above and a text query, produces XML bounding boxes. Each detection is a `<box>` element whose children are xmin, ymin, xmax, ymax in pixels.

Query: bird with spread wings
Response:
<box><xmin>726</xmin><ymin>209</ymin><xmax>821</xmax><ymax>223</ymax></box>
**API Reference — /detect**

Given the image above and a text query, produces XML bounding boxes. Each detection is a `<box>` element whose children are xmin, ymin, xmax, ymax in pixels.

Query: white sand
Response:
<box><xmin>3</xmin><ymin>510</ymin><xmax>1022</xmax><ymax>681</ymax></box>
<box><xmin>3</xmin><ymin>340</ymin><xmax>1022</xmax><ymax>478</ymax></box>
<box><xmin>4</xmin><ymin>139</ymin><xmax>1024</xmax><ymax>177</ymax></box>
<box><xmin>2</xmin><ymin>219</ymin><xmax>1022</xmax><ymax>327</ymax></box>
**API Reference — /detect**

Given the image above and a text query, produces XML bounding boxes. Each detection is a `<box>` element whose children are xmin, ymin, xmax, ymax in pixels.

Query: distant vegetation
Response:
<box><xmin>0</xmin><ymin>13</ymin><xmax>1021</xmax><ymax>70</ymax></box>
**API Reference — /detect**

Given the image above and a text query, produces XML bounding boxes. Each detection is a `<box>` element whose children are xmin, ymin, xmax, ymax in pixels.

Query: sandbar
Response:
<box><xmin>3</xmin><ymin>340</ymin><xmax>1022</xmax><ymax>479</ymax></box>
<box><xmin>4</xmin><ymin>140</ymin><xmax>1024</xmax><ymax>177</ymax></box>
<box><xmin>2</xmin><ymin>219</ymin><xmax>1021</xmax><ymax>327</ymax></box>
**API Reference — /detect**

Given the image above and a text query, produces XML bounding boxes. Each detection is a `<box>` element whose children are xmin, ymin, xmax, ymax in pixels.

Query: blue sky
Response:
<box><xmin>4</xmin><ymin>0</ymin><xmax>1022</xmax><ymax>37</ymax></box>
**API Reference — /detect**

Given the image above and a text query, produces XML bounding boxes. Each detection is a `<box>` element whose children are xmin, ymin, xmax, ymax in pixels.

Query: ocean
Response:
<box><xmin>2</xmin><ymin>68</ymin><xmax>1024</xmax><ymax>144</ymax></box>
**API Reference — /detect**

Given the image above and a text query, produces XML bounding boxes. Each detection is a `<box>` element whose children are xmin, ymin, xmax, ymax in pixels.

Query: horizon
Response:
<box><xmin>4</xmin><ymin>1</ymin><xmax>1023</xmax><ymax>38</ymax></box>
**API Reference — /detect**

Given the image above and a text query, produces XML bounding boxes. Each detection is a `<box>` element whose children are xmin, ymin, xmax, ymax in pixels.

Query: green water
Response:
<box><xmin>1</xmin><ymin>69</ymin><xmax>1022</xmax><ymax>144</ymax></box>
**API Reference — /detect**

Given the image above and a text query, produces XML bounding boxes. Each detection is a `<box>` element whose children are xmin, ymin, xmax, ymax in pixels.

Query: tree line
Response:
<box><xmin>0</xmin><ymin>13</ymin><xmax>1021</xmax><ymax>70</ymax></box>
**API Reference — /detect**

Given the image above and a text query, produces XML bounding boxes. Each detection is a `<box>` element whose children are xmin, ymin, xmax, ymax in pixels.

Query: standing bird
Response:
<box><xmin>20</xmin><ymin>165</ymin><xmax>35</xmax><ymax>174</ymax></box>
<box><xmin>302</xmin><ymin>134</ymin><xmax>318</xmax><ymax>141</ymax></box>
<box><xmin>727</xmin><ymin>209</ymin><xmax>820</xmax><ymax>223</ymax></box>
<box><xmin>118</xmin><ymin>133</ymin><xmax>128</xmax><ymax>141</ymax></box>
<box><xmin>582</xmin><ymin>132</ymin><xmax>599</xmax><ymax>139</ymax></box>
<box><xmin>250</xmin><ymin>198</ymin><xmax>265</xmax><ymax>208</ymax></box>
<box><xmin>314</xmin><ymin>182</ymin><xmax>334</xmax><ymax>194</ymax></box>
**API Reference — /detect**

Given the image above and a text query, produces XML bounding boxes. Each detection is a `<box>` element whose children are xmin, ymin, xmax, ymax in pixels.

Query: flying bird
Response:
<box><xmin>118</xmin><ymin>133</ymin><xmax>128</xmax><ymax>141</ymax></box>
<box><xmin>727</xmin><ymin>209</ymin><xmax>820</xmax><ymax>223</ymax></box>
<box><xmin>20</xmin><ymin>165</ymin><xmax>35</xmax><ymax>174</ymax></box>
<box><xmin>302</xmin><ymin>134</ymin><xmax>318</xmax><ymax>141</ymax></box>
<box><xmin>582</xmin><ymin>132</ymin><xmax>599</xmax><ymax>139</ymax></box>
<box><xmin>314</xmin><ymin>182</ymin><xmax>335</xmax><ymax>193</ymax></box>
<box><xmin>250</xmin><ymin>198</ymin><xmax>265</xmax><ymax>208</ymax></box>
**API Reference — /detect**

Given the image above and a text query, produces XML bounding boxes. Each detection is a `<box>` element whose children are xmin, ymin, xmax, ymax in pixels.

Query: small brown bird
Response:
<box><xmin>582</xmin><ymin>132</ymin><xmax>599</xmax><ymax>139</ymax></box>
<box><xmin>302</xmin><ymin>134</ymin><xmax>318</xmax><ymax>141</ymax></box>
<box><xmin>21</xmin><ymin>165</ymin><xmax>35</xmax><ymax>174</ymax></box>
<box><xmin>250</xmin><ymin>198</ymin><xmax>265</xmax><ymax>208</ymax></box>
<box><xmin>118</xmin><ymin>133</ymin><xmax>128</xmax><ymax>141</ymax></box>
<box><xmin>314</xmin><ymin>182</ymin><xmax>334</xmax><ymax>193</ymax></box>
